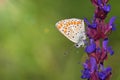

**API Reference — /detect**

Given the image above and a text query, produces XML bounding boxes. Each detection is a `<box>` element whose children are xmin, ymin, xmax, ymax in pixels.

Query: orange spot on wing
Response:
<box><xmin>68</xmin><ymin>22</ymin><xmax>71</xmax><ymax>26</ymax></box>
<box><xmin>71</xmin><ymin>21</ymin><xmax>74</xmax><ymax>25</ymax></box>
<box><xmin>70</xmin><ymin>21</ymin><xmax>73</xmax><ymax>25</ymax></box>
<box><xmin>57</xmin><ymin>22</ymin><xmax>63</xmax><ymax>29</ymax></box>
<box><xmin>64</xmin><ymin>28</ymin><xmax>67</xmax><ymax>33</ymax></box>
<box><xmin>77</xmin><ymin>21</ymin><xmax>81</xmax><ymax>25</ymax></box>
<box><xmin>74</xmin><ymin>21</ymin><xmax>77</xmax><ymax>25</ymax></box>
<box><xmin>66</xmin><ymin>23</ymin><xmax>69</xmax><ymax>27</ymax></box>
<box><xmin>60</xmin><ymin>23</ymin><xmax>63</xmax><ymax>26</ymax></box>
<box><xmin>57</xmin><ymin>25</ymin><xmax>62</xmax><ymax>29</ymax></box>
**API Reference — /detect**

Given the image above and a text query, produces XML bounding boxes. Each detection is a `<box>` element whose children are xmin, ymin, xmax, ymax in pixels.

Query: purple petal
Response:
<box><xmin>111</xmin><ymin>24</ymin><xmax>116</xmax><ymax>31</ymax></box>
<box><xmin>83</xmin><ymin>63</ymin><xmax>88</xmax><ymax>69</ymax></box>
<box><xmin>107</xmin><ymin>46</ymin><xmax>114</xmax><ymax>55</ymax></box>
<box><xmin>99</xmin><ymin>66</ymin><xmax>112</xmax><ymax>79</ymax></box>
<box><xmin>84</xmin><ymin>18</ymin><xmax>97</xmax><ymax>28</ymax></box>
<box><xmin>99</xmin><ymin>72</ymin><xmax>106</xmax><ymax>79</ymax></box>
<box><xmin>103</xmin><ymin>4</ymin><xmax>111</xmax><ymax>12</ymax></box>
<box><xmin>105</xmin><ymin>67</ymin><xmax>112</xmax><ymax>73</ymax></box>
<box><xmin>85</xmin><ymin>39</ymin><xmax>96</xmax><ymax>53</ymax></box>
<box><xmin>84</xmin><ymin>18</ymin><xmax>90</xmax><ymax>26</ymax></box>
<box><xmin>100</xmin><ymin>64</ymin><xmax>112</xmax><ymax>72</ymax></box>
<box><xmin>109</xmin><ymin>16</ymin><xmax>116</xmax><ymax>25</ymax></box>
<box><xmin>100</xmin><ymin>64</ymin><xmax>104</xmax><ymax>71</ymax></box>
<box><xmin>91</xmin><ymin>22</ymin><xmax>97</xmax><ymax>28</ymax></box>
<box><xmin>103</xmin><ymin>38</ymin><xmax>108</xmax><ymax>49</ymax></box>
<box><xmin>89</xmin><ymin>24</ymin><xmax>97</xmax><ymax>28</ymax></box>
<box><xmin>109</xmin><ymin>16</ymin><xmax>116</xmax><ymax>31</ymax></box>
<box><xmin>98</xmin><ymin>0</ymin><xmax>102</xmax><ymax>7</ymax></box>
<box><xmin>90</xmin><ymin>38</ymin><xmax>94</xmax><ymax>44</ymax></box>
<box><xmin>85</xmin><ymin>44</ymin><xmax>96</xmax><ymax>53</ymax></box>
<box><xmin>90</xmin><ymin>57</ymin><xmax>97</xmax><ymax>72</ymax></box>
<box><xmin>81</xmin><ymin>69</ymin><xmax>90</xmax><ymax>79</ymax></box>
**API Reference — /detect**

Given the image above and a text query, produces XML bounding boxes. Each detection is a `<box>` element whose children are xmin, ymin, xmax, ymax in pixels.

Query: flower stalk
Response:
<box><xmin>81</xmin><ymin>0</ymin><xmax>116</xmax><ymax>80</ymax></box>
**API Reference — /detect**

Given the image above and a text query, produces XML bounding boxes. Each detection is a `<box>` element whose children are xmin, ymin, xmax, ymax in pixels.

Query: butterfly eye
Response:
<box><xmin>75</xmin><ymin>44</ymin><xmax>80</xmax><ymax>48</ymax></box>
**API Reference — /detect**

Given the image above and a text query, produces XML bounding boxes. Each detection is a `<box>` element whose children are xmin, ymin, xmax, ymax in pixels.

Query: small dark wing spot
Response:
<box><xmin>67</xmin><ymin>33</ymin><xmax>69</xmax><ymax>35</ymax></box>
<box><xmin>76</xmin><ymin>44</ymin><xmax>79</xmax><ymax>47</ymax></box>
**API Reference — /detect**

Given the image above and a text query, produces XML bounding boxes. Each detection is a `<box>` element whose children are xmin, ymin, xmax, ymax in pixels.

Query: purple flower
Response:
<box><xmin>97</xmin><ymin>0</ymin><xmax>111</xmax><ymax>12</ymax></box>
<box><xmin>83</xmin><ymin>63</ymin><xmax>88</xmax><ymax>69</ymax></box>
<box><xmin>81</xmin><ymin>69</ymin><xmax>91</xmax><ymax>79</ymax></box>
<box><xmin>92</xmin><ymin>0</ymin><xmax>111</xmax><ymax>19</ymax></box>
<box><xmin>98</xmin><ymin>0</ymin><xmax>102</xmax><ymax>6</ymax></box>
<box><xmin>91</xmin><ymin>0</ymin><xmax>109</xmax><ymax>7</ymax></box>
<box><xmin>84</xmin><ymin>18</ymin><xmax>90</xmax><ymax>26</ymax></box>
<box><xmin>81</xmin><ymin>0</ymin><xmax>115</xmax><ymax>80</ymax></box>
<box><xmin>107</xmin><ymin>46</ymin><xmax>114</xmax><ymax>55</ymax></box>
<box><xmin>105</xmin><ymin>67</ymin><xmax>112</xmax><ymax>72</ymax></box>
<box><xmin>111</xmin><ymin>24</ymin><xmax>116</xmax><ymax>31</ymax></box>
<box><xmin>98</xmin><ymin>72</ymin><xmax>106</xmax><ymax>79</ymax></box>
<box><xmin>84</xmin><ymin>18</ymin><xmax>97</xmax><ymax>29</ymax></box>
<box><xmin>103</xmin><ymin>4</ymin><xmax>111</xmax><ymax>12</ymax></box>
<box><xmin>90</xmin><ymin>57</ymin><xmax>97</xmax><ymax>73</ymax></box>
<box><xmin>109</xmin><ymin>16</ymin><xmax>116</xmax><ymax>25</ymax></box>
<box><xmin>85</xmin><ymin>39</ymin><xmax>96</xmax><ymax>53</ymax></box>
<box><xmin>82</xmin><ymin>59</ymin><xmax>90</xmax><ymax>69</ymax></box>
<box><xmin>102</xmin><ymin>38</ymin><xmax>114</xmax><ymax>55</ymax></box>
<box><xmin>109</xmin><ymin>16</ymin><xmax>116</xmax><ymax>31</ymax></box>
<box><xmin>99</xmin><ymin>66</ymin><xmax>112</xmax><ymax>79</ymax></box>
<box><xmin>103</xmin><ymin>38</ymin><xmax>108</xmax><ymax>49</ymax></box>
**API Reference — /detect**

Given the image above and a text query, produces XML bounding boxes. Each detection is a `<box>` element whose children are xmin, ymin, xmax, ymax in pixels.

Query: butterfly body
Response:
<box><xmin>56</xmin><ymin>18</ymin><xmax>86</xmax><ymax>48</ymax></box>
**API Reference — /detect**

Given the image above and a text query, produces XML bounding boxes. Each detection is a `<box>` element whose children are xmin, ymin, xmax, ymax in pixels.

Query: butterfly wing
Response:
<box><xmin>56</xmin><ymin>18</ymin><xmax>86</xmax><ymax>43</ymax></box>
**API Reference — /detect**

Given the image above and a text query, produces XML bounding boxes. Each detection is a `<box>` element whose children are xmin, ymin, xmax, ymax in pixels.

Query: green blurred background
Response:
<box><xmin>0</xmin><ymin>0</ymin><xmax>119</xmax><ymax>80</ymax></box>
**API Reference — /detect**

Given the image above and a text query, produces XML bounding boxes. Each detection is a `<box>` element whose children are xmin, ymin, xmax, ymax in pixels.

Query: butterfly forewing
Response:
<box><xmin>56</xmin><ymin>18</ymin><xmax>85</xmax><ymax>43</ymax></box>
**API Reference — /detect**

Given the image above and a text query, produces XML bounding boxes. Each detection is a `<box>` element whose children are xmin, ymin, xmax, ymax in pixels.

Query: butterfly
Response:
<box><xmin>55</xmin><ymin>18</ymin><xmax>86</xmax><ymax>48</ymax></box>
